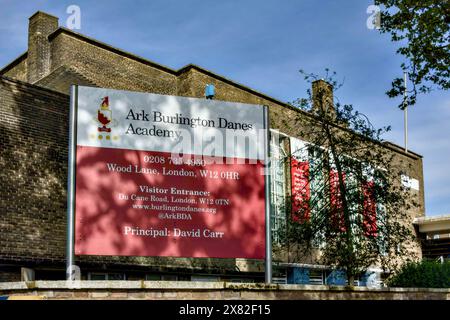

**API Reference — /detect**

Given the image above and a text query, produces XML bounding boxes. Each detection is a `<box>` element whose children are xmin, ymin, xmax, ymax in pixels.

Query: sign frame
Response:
<box><xmin>65</xmin><ymin>85</ymin><xmax>272</xmax><ymax>283</ymax></box>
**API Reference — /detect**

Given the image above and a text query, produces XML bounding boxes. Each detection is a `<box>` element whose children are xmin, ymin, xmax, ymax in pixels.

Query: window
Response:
<box><xmin>309</xmin><ymin>269</ymin><xmax>325</xmax><ymax>285</ymax></box>
<box><xmin>145</xmin><ymin>274</ymin><xmax>181</xmax><ymax>281</ymax></box>
<box><xmin>145</xmin><ymin>274</ymin><xmax>191</xmax><ymax>281</ymax></box>
<box><xmin>145</xmin><ymin>274</ymin><xmax>161</xmax><ymax>281</ymax></box>
<box><xmin>270</xmin><ymin>134</ymin><xmax>288</xmax><ymax>243</ymax></box>
<box><xmin>191</xmin><ymin>275</ymin><xmax>220</xmax><ymax>282</ymax></box>
<box><xmin>161</xmin><ymin>275</ymin><xmax>178</xmax><ymax>281</ymax></box>
<box><xmin>89</xmin><ymin>273</ymin><xmax>107</xmax><ymax>281</ymax></box>
<box><xmin>88</xmin><ymin>272</ymin><xmax>126</xmax><ymax>280</ymax></box>
<box><xmin>289</xmin><ymin>137</ymin><xmax>388</xmax><ymax>252</ymax></box>
<box><xmin>308</xmin><ymin>145</ymin><xmax>326</xmax><ymax>247</ymax></box>
<box><xmin>272</xmin><ymin>277</ymin><xmax>287</xmax><ymax>284</ymax></box>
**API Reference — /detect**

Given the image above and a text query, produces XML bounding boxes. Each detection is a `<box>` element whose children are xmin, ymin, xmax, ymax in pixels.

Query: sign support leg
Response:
<box><xmin>66</xmin><ymin>85</ymin><xmax>78</xmax><ymax>280</ymax></box>
<box><xmin>263</xmin><ymin>105</ymin><xmax>272</xmax><ymax>284</ymax></box>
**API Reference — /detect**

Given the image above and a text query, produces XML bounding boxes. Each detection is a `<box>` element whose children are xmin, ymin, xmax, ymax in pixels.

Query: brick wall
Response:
<box><xmin>0</xmin><ymin>77</ymin><xmax>69</xmax><ymax>265</ymax></box>
<box><xmin>48</xmin><ymin>32</ymin><xmax>178</xmax><ymax>95</ymax></box>
<box><xmin>27</xmin><ymin>12</ymin><xmax>58</xmax><ymax>83</ymax></box>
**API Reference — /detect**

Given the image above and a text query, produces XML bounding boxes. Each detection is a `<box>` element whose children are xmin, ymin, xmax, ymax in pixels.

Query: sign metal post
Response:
<box><xmin>263</xmin><ymin>105</ymin><xmax>272</xmax><ymax>284</ymax></box>
<box><xmin>66</xmin><ymin>85</ymin><xmax>77</xmax><ymax>280</ymax></box>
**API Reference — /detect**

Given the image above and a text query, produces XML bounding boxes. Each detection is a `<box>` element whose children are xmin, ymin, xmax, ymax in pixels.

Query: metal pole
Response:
<box><xmin>403</xmin><ymin>72</ymin><xmax>408</xmax><ymax>153</ymax></box>
<box><xmin>66</xmin><ymin>85</ymin><xmax>78</xmax><ymax>280</ymax></box>
<box><xmin>263</xmin><ymin>105</ymin><xmax>272</xmax><ymax>284</ymax></box>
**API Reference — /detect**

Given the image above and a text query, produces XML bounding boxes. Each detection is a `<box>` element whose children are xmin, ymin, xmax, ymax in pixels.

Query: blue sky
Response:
<box><xmin>1</xmin><ymin>0</ymin><xmax>449</xmax><ymax>216</ymax></box>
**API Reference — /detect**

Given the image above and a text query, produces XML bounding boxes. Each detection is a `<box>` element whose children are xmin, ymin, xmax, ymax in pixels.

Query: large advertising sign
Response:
<box><xmin>71</xmin><ymin>86</ymin><xmax>267</xmax><ymax>259</ymax></box>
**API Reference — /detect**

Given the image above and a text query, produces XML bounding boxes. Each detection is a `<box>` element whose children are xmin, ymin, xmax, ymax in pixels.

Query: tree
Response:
<box><xmin>374</xmin><ymin>0</ymin><xmax>450</xmax><ymax>108</ymax></box>
<box><xmin>388</xmin><ymin>260</ymin><xmax>450</xmax><ymax>288</ymax></box>
<box><xmin>277</xmin><ymin>69</ymin><xmax>420</xmax><ymax>285</ymax></box>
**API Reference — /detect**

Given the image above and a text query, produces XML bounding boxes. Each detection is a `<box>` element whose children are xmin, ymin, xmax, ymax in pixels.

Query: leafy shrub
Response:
<box><xmin>388</xmin><ymin>260</ymin><xmax>450</xmax><ymax>288</ymax></box>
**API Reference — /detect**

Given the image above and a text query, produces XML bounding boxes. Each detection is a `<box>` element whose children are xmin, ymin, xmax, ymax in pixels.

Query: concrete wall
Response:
<box><xmin>0</xmin><ymin>281</ymin><xmax>448</xmax><ymax>300</ymax></box>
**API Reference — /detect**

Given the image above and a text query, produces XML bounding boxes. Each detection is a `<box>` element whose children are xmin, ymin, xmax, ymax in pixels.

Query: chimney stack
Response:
<box><xmin>311</xmin><ymin>79</ymin><xmax>335</xmax><ymax>119</ymax></box>
<box><xmin>27</xmin><ymin>11</ymin><xmax>59</xmax><ymax>83</ymax></box>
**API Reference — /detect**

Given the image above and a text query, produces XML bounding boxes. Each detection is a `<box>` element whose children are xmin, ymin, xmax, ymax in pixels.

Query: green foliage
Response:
<box><xmin>374</xmin><ymin>0</ymin><xmax>450</xmax><ymax>108</ymax></box>
<box><xmin>388</xmin><ymin>260</ymin><xmax>450</xmax><ymax>288</ymax></box>
<box><xmin>279</xmin><ymin>69</ymin><xmax>418</xmax><ymax>285</ymax></box>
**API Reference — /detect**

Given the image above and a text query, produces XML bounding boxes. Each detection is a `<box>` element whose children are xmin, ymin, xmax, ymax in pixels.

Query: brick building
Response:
<box><xmin>0</xmin><ymin>12</ymin><xmax>425</xmax><ymax>284</ymax></box>
<box><xmin>414</xmin><ymin>215</ymin><xmax>450</xmax><ymax>261</ymax></box>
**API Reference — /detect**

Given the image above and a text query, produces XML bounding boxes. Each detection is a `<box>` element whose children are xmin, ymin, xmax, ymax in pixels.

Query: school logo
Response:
<box><xmin>98</xmin><ymin>97</ymin><xmax>112</xmax><ymax>132</ymax></box>
<box><xmin>92</xmin><ymin>96</ymin><xmax>118</xmax><ymax>141</ymax></box>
